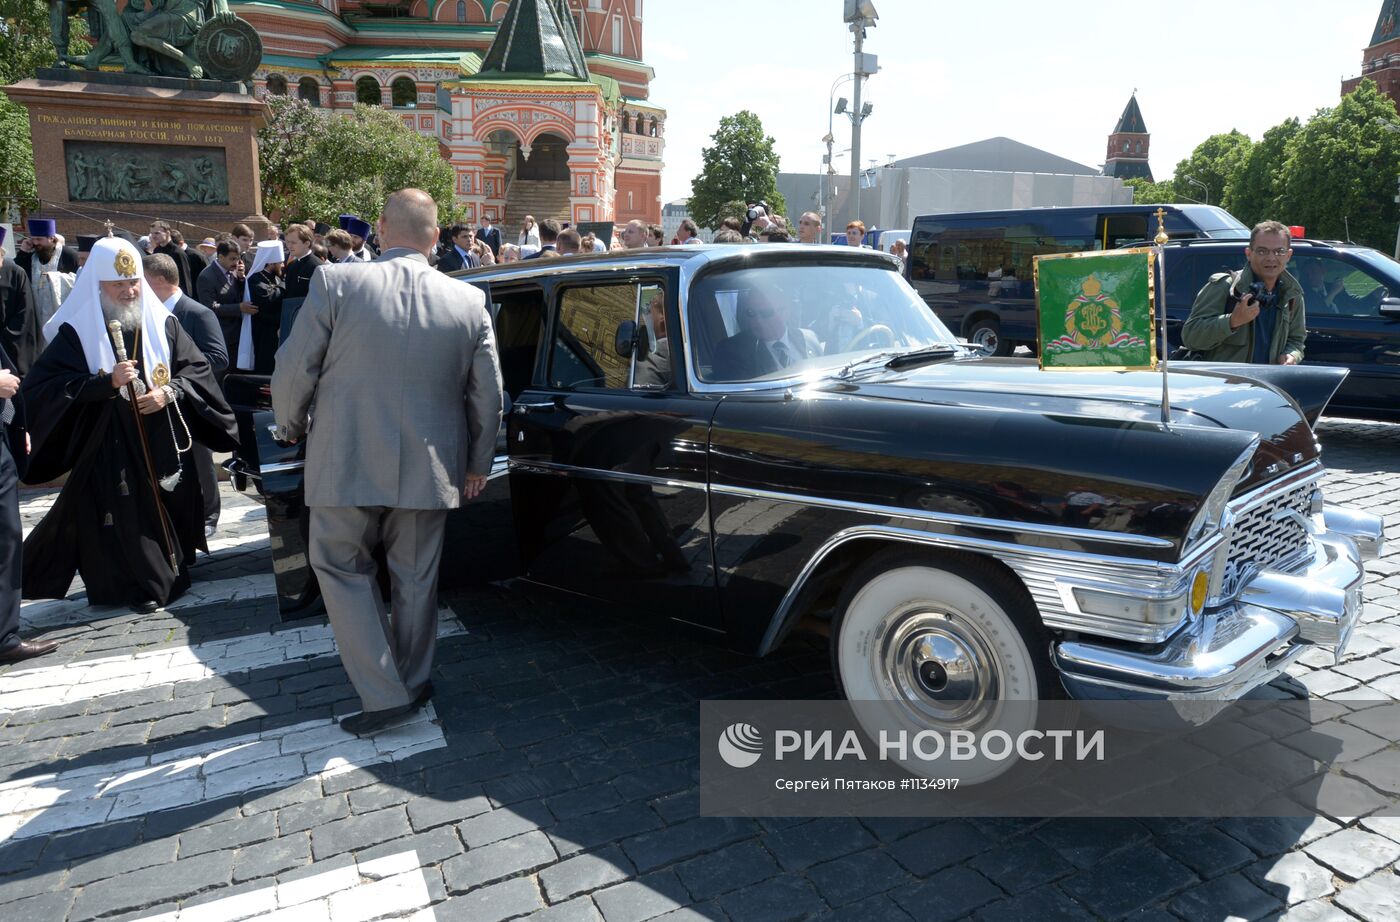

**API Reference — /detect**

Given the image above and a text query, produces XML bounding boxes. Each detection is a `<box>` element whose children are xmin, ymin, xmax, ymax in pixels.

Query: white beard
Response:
<box><xmin>101</xmin><ymin>294</ymin><xmax>143</xmax><ymax>336</ymax></box>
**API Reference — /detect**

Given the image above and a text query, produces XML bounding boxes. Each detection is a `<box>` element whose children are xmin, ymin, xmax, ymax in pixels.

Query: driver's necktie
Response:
<box><xmin>772</xmin><ymin>341</ymin><xmax>791</xmax><ymax>369</ymax></box>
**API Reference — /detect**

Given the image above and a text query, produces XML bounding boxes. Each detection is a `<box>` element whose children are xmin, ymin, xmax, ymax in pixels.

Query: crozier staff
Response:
<box><xmin>20</xmin><ymin>237</ymin><xmax>239</xmax><ymax>613</ymax></box>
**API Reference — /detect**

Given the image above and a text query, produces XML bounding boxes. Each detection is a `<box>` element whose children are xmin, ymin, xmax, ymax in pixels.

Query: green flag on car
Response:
<box><xmin>1034</xmin><ymin>249</ymin><xmax>1158</xmax><ymax>371</ymax></box>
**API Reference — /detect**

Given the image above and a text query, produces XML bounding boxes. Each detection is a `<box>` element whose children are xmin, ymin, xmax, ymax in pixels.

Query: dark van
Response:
<box><xmin>907</xmin><ymin>204</ymin><xmax>1249</xmax><ymax>354</ymax></box>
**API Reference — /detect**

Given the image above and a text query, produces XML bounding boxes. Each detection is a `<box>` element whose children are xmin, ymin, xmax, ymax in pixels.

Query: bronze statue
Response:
<box><xmin>50</xmin><ymin>0</ymin><xmax>252</xmax><ymax>81</ymax></box>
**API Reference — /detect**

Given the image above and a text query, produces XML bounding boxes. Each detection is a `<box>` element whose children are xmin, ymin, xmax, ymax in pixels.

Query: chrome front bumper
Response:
<box><xmin>1052</xmin><ymin>511</ymin><xmax>1380</xmax><ymax>701</ymax></box>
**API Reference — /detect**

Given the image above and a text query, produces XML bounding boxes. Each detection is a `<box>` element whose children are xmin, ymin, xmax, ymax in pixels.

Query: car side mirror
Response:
<box><xmin>615</xmin><ymin>320</ymin><xmax>638</xmax><ymax>358</ymax></box>
<box><xmin>1381</xmin><ymin>297</ymin><xmax>1400</xmax><ymax>318</ymax></box>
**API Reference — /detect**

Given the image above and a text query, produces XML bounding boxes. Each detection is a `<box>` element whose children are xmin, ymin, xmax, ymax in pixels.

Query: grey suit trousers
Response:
<box><xmin>309</xmin><ymin>505</ymin><xmax>447</xmax><ymax>712</ymax></box>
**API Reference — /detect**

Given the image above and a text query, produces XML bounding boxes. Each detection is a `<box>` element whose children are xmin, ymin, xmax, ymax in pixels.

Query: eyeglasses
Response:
<box><xmin>1251</xmin><ymin>246</ymin><xmax>1290</xmax><ymax>258</ymax></box>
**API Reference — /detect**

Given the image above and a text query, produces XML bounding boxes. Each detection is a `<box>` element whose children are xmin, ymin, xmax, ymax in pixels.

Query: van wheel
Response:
<box><xmin>831</xmin><ymin>549</ymin><xmax>1062</xmax><ymax>783</ymax></box>
<box><xmin>966</xmin><ymin>319</ymin><xmax>1010</xmax><ymax>356</ymax></box>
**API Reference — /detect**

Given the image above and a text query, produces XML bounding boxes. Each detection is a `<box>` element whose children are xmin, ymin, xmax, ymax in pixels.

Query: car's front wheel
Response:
<box><xmin>832</xmin><ymin>549</ymin><xmax>1063</xmax><ymax>783</ymax></box>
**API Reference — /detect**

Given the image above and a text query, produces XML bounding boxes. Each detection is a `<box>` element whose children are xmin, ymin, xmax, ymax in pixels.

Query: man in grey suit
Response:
<box><xmin>272</xmin><ymin>189</ymin><xmax>504</xmax><ymax>735</ymax></box>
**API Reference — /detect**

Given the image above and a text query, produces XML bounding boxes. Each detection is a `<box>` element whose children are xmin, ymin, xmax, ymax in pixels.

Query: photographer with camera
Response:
<box><xmin>742</xmin><ymin>202</ymin><xmax>773</xmax><ymax>242</ymax></box>
<box><xmin>1180</xmin><ymin>220</ymin><xmax>1306</xmax><ymax>365</ymax></box>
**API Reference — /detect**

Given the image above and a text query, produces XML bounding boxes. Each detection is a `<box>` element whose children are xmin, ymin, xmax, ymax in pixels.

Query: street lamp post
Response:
<box><xmin>820</xmin><ymin>73</ymin><xmax>854</xmax><ymax>231</ymax></box>
<box><xmin>844</xmin><ymin>1</ymin><xmax>878</xmax><ymax>228</ymax></box>
<box><xmin>1180</xmin><ymin>174</ymin><xmax>1209</xmax><ymax>206</ymax></box>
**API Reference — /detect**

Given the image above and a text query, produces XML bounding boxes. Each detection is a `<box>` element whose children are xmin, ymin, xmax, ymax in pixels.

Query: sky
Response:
<box><xmin>644</xmin><ymin>0</ymin><xmax>1381</xmax><ymax>206</ymax></box>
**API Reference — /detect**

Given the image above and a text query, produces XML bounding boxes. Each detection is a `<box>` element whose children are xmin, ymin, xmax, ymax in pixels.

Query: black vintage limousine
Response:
<box><xmin>224</xmin><ymin>244</ymin><xmax>1385</xmax><ymax>746</ymax></box>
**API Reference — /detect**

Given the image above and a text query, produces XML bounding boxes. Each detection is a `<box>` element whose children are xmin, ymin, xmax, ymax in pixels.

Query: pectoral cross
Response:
<box><xmin>103</xmin><ymin>219</ymin><xmax>116</xmax><ymax>237</ymax></box>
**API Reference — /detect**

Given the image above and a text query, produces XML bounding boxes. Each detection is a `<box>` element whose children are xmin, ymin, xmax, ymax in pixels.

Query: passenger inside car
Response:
<box><xmin>635</xmin><ymin>290</ymin><xmax>670</xmax><ymax>388</ymax></box>
<box><xmin>709</xmin><ymin>288</ymin><xmax>823</xmax><ymax>382</ymax></box>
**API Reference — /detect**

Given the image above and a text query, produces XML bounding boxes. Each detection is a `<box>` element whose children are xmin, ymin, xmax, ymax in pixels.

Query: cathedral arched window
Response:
<box><xmin>266</xmin><ymin>74</ymin><xmax>288</xmax><ymax>96</ymax></box>
<box><xmin>456</xmin><ymin>0</ymin><xmax>467</xmax><ymax>22</ymax></box>
<box><xmin>299</xmin><ymin>77</ymin><xmax>321</xmax><ymax>107</ymax></box>
<box><xmin>392</xmin><ymin>77</ymin><xmax>418</xmax><ymax>108</ymax></box>
<box><xmin>356</xmin><ymin>76</ymin><xmax>382</xmax><ymax>106</ymax></box>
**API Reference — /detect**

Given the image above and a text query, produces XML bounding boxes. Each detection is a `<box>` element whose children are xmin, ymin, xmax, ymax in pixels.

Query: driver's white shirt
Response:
<box><xmin>763</xmin><ymin>332</ymin><xmax>805</xmax><ymax>368</ymax></box>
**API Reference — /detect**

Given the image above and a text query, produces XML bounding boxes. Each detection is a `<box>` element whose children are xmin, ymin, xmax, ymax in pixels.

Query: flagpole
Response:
<box><xmin>1154</xmin><ymin>208</ymin><xmax>1171</xmax><ymax>427</ymax></box>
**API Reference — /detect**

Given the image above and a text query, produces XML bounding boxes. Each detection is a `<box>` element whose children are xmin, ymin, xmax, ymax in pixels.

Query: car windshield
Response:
<box><xmin>1180</xmin><ymin>206</ymin><xmax>1250</xmax><ymax>238</ymax></box>
<box><xmin>687</xmin><ymin>261</ymin><xmax>958</xmax><ymax>384</ymax></box>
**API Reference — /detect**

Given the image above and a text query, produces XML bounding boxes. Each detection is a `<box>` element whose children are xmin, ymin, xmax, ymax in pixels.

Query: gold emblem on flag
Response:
<box><xmin>1063</xmin><ymin>275</ymin><xmax>1124</xmax><ymax>349</ymax></box>
<box><xmin>152</xmin><ymin>363</ymin><xmax>170</xmax><ymax>387</ymax></box>
<box><xmin>113</xmin><ymin>248</ymin><xmax>139</xmax><ymax>278</ymax></box>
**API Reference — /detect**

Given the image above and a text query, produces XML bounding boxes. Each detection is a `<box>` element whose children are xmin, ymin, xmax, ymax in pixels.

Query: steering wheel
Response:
<box><xmin>841</xmin><ymin>323</ymin><xmax>898</xmax><ymax>353</ymax></box>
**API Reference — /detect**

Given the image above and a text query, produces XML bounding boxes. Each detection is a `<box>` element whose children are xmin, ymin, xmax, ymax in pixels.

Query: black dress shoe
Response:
<box><xmin>131</xmin><ymin>600</ymin><xmax>159</xmax><ymax>614</ymax></box>
<box><xmin>0</xmin><ymin>639</ymin><xmax>60</xmax><ymax>664</ymax></box>
<box><xmin>339</xmin><ymin>704</ymin><xmax>417</xmax><ymax>737</ymax></box>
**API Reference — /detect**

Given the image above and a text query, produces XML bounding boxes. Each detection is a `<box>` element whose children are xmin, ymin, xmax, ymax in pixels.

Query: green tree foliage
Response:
<box><xmin>258</xmin><ymin>96</ymin><xmax>461</xmax><ymax>225</ymax></box>
<box><xmin>1276</xmin><ymin>81</ymin><xmax>1400</xmax><ymax>250</ymax></box>
<box><xmin>1125</xmin><ymin>177</ymin><xmax>1177</xmax><ymax>204</ymax></box>
<box><xmin>689</xmin><ymin>110</ymin><xmax>785</xmax><ymax>230</ymax></box>
<box><xmin>0</xmin><ymin>0</ymin><xmax>89</xmax><ymax>215</ymax></box>
<box><xmin>1223</xmin><ymin>117</ymin><xmax>1300</xmax><ymax>228</ymax></box>
<box><xmin>1171</xmin><ymin>130</ymin><xmax>1252</xmax><ymax>208</ymax></box>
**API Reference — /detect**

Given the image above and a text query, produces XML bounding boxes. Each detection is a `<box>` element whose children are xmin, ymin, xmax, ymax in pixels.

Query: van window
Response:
<box><xmin>1100</xmin><ymin>214</ymin><xmax>1148</xmax><ymax>249</ymax></box>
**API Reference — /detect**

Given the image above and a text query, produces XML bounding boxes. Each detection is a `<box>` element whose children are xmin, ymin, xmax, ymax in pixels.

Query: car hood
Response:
<box><xmin>822</xmin><ymin>358</ymin><xmax>1320</xmax><ymax>492</ymax></box>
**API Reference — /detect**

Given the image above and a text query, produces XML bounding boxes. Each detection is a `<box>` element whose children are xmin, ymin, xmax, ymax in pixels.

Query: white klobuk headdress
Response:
<box><xmin>42</xmin><ymin>236</ymin><xmax>174</xmax><ymax>388</ymax></box>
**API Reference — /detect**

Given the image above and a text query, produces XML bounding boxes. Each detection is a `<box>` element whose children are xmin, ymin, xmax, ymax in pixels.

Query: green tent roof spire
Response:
<box><xmin>1373</xmin><ymin>0</ymin><xmax>1400</xmax><ymax>46</ymax></box>
<box><xmin>477</xmin><ymin>0</ymin><xmax>590</xmax><ymax>80</ymax></box>
<box><xmin>1114</xmin><ymin>94</ymin><xmax>1148</xmax><ymax>134</ymax></box>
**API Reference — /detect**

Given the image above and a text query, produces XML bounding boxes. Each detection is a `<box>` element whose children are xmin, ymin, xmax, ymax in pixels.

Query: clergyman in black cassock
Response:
<box><xmin>20</xmin><ymin>238</ymin><xmax>239</xmax><ymax>610</ymax></box>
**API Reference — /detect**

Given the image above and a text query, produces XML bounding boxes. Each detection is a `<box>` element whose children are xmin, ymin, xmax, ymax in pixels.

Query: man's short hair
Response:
<box><xmin>557</xmin><ymin>228</ymin><xmax>582</xmax><ymax>253</ymax></box>
<box><xmin>1250</xmin><ymin>220</ymin><xmax>1292</xmax><ymax>245</ymax></box>
<box><xmin>170</xmin><ymin>228</ymin><xmax>185</xmax><ymax>245</ymax></box>
<box><xmin>284</xmin><ymin>224</ymin><xmax>312</xmax><ymax>245</ymax></box>
<box><xmin>721</xmin><ymin>217</ymin><xmax>742</xmax><ymax>232</ymax></box>
<box><xmin>326</xmin><ymin>228</ymin><xmax>353</xmax><ymax>249</ymax></box>
<box><xmin>647</xmin><ymin>224</ymin><xmax>664</xmax><ymax>243</ymax></box>
<box><xmin>846</xmin><ymin>219</ymin><xmax>866</xmax><ymax>234</ymax></box>
<box><xmin>143</xmin><ymin>252</ymin><xmax>181</xmax><ymax>285</ymax></box>
<box><xmin>800</xmin><ymin>211</ymin><xmax>821</xmax><ymax>225</ymax></box>
<box><xmin>680</xmin><ymin>218</ymin><xmax>699</xmax><ymax>236</ymax></box>
<box><xmin>713</xmin><ymin>229</ymin><xmax>744</xmax><ymax>244</ymax></box>
<box><xmin>538</xmin><ymin>218</ymin><xmax>561</xmax><ymax>243</ymax></box>
<box><xmin>215</xmin><ymin>236</ymin><xmax>241</xmax><ymax>258</ymax></box>
<box><xmin>231</xmin><ymin>223</ymin><xmax>254</xmax><ymax>239</ymax></box>
<box><xmin>450</xmin><ymin>223</ymin><xmax>474</xmax><ymax>239</ymax></box>
<box><xmin>150</xmin><ymin>220</ymin><xmax>171</xmax><ymax>234</ymax></box>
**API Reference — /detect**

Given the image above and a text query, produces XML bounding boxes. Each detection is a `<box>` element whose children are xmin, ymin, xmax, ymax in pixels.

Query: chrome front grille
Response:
<box><xmin>1219</xmin><ymin>479</ymin><xmax>1316</xmax><ymax>598</ymax></box>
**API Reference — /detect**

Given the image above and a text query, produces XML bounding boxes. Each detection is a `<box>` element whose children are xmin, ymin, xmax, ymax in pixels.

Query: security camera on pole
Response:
<box><xmin>844</xmin><ymin>0</ymin><xmax>879</xmax><ymax>229</ymax></box>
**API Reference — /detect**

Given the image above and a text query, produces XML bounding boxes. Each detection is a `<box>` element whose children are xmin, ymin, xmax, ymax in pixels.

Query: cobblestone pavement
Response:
<box><xmin>1</xmin><ymin>418</ymin><xmax>1398</xmax><ymax>921</ymax></box>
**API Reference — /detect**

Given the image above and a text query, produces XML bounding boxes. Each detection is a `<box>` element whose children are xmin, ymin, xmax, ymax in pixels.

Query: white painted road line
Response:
<box><xmin>0</xmin><ymin>708</ymin><xmax>446</xmax><ymax>842</ymax></box>
<box><xmin>0</xmin><ymin>607</ymin><xmax>467</xmax><ymax>711</ymax></box>
<box><xmin>18</xmin><ymin>573</ymin><xmax>281</xmax><ymax>632</ymax></box>
<box><xmin>128</xmin><ymin>849</ymin><xmax>437</xmax><ymax>921</ymax></box>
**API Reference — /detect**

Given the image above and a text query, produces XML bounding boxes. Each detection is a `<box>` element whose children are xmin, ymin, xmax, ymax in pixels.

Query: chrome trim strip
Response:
<box><xmin>711</xmin><ymin>481</ymin><xmax>1176</xmax><ymax>550</ymax></box>
<box><xmin>259</xmin><ymin>460</ymin><xmax>304</xmax><ymax>475</ymax></box>
<box><xmin>1322</xmin><ymin>504</ymin><xmax>1386</xmax><ymax>561</ymax></box>
<box><xmin>508</xmin><ymin>458</ymin><xmax>706</xmax><ymax>491</ymax></box>
<box><xmin>758</xmin><ymin>523</ymin><xmax>1198</xmax><ymax>655</ymax></box>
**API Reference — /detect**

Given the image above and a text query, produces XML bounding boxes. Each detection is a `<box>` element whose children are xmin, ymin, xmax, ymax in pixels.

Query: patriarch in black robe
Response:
<box><xmin>20</xmin><ymin>237</ymin><xmax>239</xmax><ymax>610</ymax></box>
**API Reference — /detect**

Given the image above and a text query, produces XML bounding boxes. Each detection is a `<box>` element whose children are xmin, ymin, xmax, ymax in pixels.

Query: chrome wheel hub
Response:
<box><xmin>881</xmin><ymin>610</ymin><xmax>999</xmax><ymax>728</ymax></box>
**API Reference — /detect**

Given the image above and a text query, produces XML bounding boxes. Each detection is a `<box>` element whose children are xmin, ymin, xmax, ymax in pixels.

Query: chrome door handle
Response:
<box><xmin>515</xmin><ymin>400</ymin><xmax>555</xmax><ymax>413</ymax></box>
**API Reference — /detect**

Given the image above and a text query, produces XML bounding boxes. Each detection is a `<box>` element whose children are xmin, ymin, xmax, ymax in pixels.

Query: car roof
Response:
<box><xmin>1155</xmin><ymin>236</ymin><xmax>1372</xmax><ymax>251</ymax></box>
<box><xmin>911</xmin><ymin>203</ymin><xmax>1214</xmax><ymax>221</ymax></box>
<box><xmin>449</xmin><ymin>243</ymin><xmax>901</xmax><ymax>283</ymax></box>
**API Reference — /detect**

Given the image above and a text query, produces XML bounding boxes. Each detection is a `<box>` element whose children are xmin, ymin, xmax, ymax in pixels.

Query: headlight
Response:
<box><xmin>1184</xmin><ymin>444</ymin><xmax>1256</xmax><ymax>548</ymax></box>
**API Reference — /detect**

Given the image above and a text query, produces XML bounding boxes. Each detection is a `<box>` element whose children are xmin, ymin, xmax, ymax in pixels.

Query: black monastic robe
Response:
<box><xmin>20</xmin><ymin>317</ymin><xmax>239</xmax><ymax>606</ymax></box>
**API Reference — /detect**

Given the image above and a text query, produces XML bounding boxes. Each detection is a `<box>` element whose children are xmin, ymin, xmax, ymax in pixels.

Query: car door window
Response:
<box><xmin>549</xmin><ymin>281</ymin><xmax>667</xmax><ymax>390</ymax></box>
<box><xmin>1298</xmin><ymin>255</ymin><xmax>1389</xmax><ymax>318</ymax></box>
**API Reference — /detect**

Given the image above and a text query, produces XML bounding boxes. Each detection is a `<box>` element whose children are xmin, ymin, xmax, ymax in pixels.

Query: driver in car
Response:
<box><xmin>712</xmin><ymin>288</ymin><xmax>823</xmax><ymax>381</ymax></box>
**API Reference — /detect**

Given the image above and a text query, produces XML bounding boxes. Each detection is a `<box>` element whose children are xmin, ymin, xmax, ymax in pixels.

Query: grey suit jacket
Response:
<box><xmin>271</xmin><ymin>248</ymin><xmax>503</xmax><ymax>510</ymax></box>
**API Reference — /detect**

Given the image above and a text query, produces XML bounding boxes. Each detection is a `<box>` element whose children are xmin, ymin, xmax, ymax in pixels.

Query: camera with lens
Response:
<box><xmin>741</xmin><ymin>201</ymin><xmax>770</xmax><ymax>238</ymax></box>
<box><xmin>1244</xmin><ymin>281</ymin><xmax>1278</xmax><ymax>310</ymax></box>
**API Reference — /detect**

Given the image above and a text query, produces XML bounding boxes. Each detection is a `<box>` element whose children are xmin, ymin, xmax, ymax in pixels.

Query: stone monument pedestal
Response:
<box><xmin>5</xmin><ymin>69</ymin><xmax>271</xmax><ymax>240</ymax></box>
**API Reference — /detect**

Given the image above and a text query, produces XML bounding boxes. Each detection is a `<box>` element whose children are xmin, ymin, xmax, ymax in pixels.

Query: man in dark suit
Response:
<box><xmin>477</xmin><ymin>216</ymin><xmax>502</xmax><ymax>259</ymax></box>
<box><xmin>435</xmin><ymin>223</ymin><xmax>480</xmax><ymax>274</ymax></box>
<box><xmin>15</xmin><ymin>218</ymin><xmax>79</xmax><ymax>280</ymax></box>
<box><xmin>0</xmin><ymin>227</ymin><xmax>34</xmax><ymax>374</ymax></box>
<box><xmin>146</xmin><ymin>253</ymin><xmax>230</xmax><ymax>537</ymax></box>
<box><xmin>711</xmin><ymin>289</ymin><xmax>823</xmax><ymax>382</ymax></box>
<box><xmin>198</xmin><ymin>237</ymin><xmax>250</xmax><ymax>367</ymax></box>
<box><xmin>522</xmin><ymin>218</ymin><xmax>560</xmax><ymax>259</ymax></box>
<box><xmin>0</xmin><ymin>342</ymin><xmax>57</xmax><ymax>664</ymax></box>
<box><xmin>282</xmin><ymin>225</ymin><xmax>323</xmax><ymax>301</ymax></box>
<box><xmin>148</xmin><ymin>221</ymin><xmax>194</xmax><ymax>295</ymax></box>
